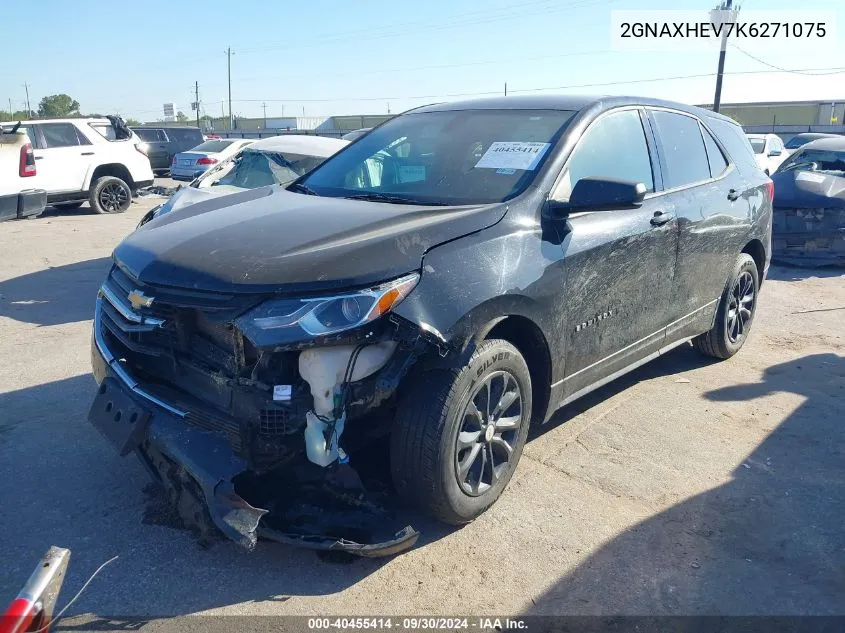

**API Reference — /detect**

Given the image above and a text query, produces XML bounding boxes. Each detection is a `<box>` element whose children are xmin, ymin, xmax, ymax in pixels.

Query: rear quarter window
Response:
<box><xmin>707</xmin><ymin>118</ymin><xmax>759</xmax><ymax>173</ymax></box>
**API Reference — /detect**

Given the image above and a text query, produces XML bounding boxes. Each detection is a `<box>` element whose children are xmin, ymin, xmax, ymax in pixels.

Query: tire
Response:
<box><xmin>693</xmin><ymin>253</ymin><xmax>759</xmax><ymax>359</ymax></box>
<box><xmin>391</xmin><ymin>339</ymin><xmax>532</xmax><ymax>525</ymax></box>
<box><xmin>89</xmin><ymin>176</ymin><xmax>131</xmax><ymax>214</ymax></box>
<box><xmin>53</xmin><ymin>202</ymin><xmax>84</xmax><ymax>210</ymax></box>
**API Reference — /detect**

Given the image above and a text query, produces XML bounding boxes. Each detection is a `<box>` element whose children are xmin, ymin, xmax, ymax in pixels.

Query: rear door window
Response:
<box><xmin>40</xmin><ymin>123</ymin><xmax>83</xmax><ymax>148</ymax></box>
<box><xmin>700</xmin><ymin>124</ymin><xmax>729</xmax><ymax>178</ymax></box>
<box><xmin>650</xmin><ymin>111</ymin><xmax>711</xmax><ymax>188</ymax></box>
<box><xmin>553</xmin><ymin>108</ymin><xmax>654</xmax><ymax>201</ymax></box>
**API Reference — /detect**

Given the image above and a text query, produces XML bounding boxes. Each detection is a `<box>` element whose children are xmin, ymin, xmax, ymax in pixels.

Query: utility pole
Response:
<box><xmin>262</xmin><ymin>102</ymin><xmax>267</xmax><ymax>128</ymax></box>
<box><xmin>505</xmin><ymin>82</ymin><xmax>508</xmax><ymax>97</ymax></box>
<box><xmin>226</xmin><ymin>47</ymin><xmax>233</xmax><ymax>130</ymax></box>
<box><xmin>23</xmin><ymin>83</ymin><xmax>31</xmax><ymax>115</ymax></box>
<box><xmin>712</xmin><ymin>0</ymin><xmax>736</xmax><ymax>113</ymax></box>
<box><xmin>194</xmin><ymin>81</ymin><xmax>201</xmax><ymax>129</ymax></box>
<box><xmin>8</xmin><ymin>98</ymin><xmax>12</xmax><ymax>115</ymax></box>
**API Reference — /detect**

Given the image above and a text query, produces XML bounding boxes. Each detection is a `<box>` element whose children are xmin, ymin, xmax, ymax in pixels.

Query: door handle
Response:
<box><xmin>81</xmin><ymin>152</ymin><xmax>95</xmax><ymax>156</ymax></box>
<box><xmin>650</xmin><ymin>210</ymin><xmax>675</xmax><ymax>226</ymax></box>
<box><xmin>34</xmin><ymin>155</ymin><xmax>43</xmax><ymax>160</ymax></box>
<box><xmin>727</xmin><ymin>189</ymin><xmax>740</xmax><ymax>201</ymax></box>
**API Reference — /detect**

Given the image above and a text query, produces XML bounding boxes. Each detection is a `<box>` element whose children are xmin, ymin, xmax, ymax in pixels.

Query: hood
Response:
<box><xmin>115</xmin><ymin>186</ymin><xmax>506</xmax><ymax>294</ymax></box>
<box><xmin>160</xmin><ymin>185</ymin><xmax>241</xmax><ymax>215</ymax></box>
<box><xmin>771</xmin><ymin>169</ymin><xmax>845</xmax><ymax>210</ymax></box>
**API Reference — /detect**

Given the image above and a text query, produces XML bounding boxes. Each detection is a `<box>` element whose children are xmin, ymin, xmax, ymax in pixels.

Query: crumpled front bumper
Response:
<box><xmin>89</xmin><ymin>312</ymin><xmax>419</xmax><ymax>557</ymax></box>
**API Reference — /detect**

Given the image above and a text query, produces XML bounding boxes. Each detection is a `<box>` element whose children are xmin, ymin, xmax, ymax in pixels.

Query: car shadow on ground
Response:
<box><xmin>0</xmin><ymin>257</ymin><xmax>111</xmax><ymax>326</ymax></box>
<box><xmin>767</xmin><ymin>263</ymin><xmax>844</xmax><ymax>282</ymax></box>
<box><xmin>522</xmin><ymin>352</ymin><xmax>845</xmax><ymax>616</ymax></box>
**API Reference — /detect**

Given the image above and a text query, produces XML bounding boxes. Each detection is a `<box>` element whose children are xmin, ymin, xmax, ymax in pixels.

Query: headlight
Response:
<box><xmin>238</xmin><ymin>272</ymin><xmax>419</xmax><ymax>341</ymax></box>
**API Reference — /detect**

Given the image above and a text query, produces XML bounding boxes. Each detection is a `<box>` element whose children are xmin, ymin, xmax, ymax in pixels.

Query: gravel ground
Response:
<box><xmin>0</xmin><ymin>190</ymin><xmax>843</xmax><ymax>626</ymax></box>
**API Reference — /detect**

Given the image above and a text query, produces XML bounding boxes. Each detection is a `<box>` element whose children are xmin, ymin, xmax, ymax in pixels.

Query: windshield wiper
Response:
<box><xmin>288</xmin><ymin>182</ymin><xmax>318</xmax><ymax>195</ymax></box>
<box><xmin>344</xmin><ymin>192</ymin><xmax>446</xmax><ymax>206</ymax></box>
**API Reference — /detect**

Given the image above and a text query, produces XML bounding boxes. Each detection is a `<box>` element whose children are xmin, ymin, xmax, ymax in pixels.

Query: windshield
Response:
<box><xmin>748</xmin><ymin>139</ymin><xmax>766</xmax><ymax>154</ymax></box>
<box><xmin>190</xmin><ymin>139</ymin><xmax>235</xmax><ymax>153</ymax></box>
<box><xmin>198</xmin><ymin>149</ymin><xmax>327</xmax><ymax>189</ymax></box>
<box><xmin>298</xmin><ymin>109</ymin><xmax>576</xmax><ymax>205</ymax></box>
<box><xmin>778</xmin><ymin>148</ymin><xmax>845</xmax><ymax>175</ymax></box>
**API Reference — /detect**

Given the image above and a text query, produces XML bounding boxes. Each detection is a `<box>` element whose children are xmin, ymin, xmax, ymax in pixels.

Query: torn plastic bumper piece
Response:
<box><xmin>138</xmin><ymin>406</ymin><xmax>419</xmax><ymax>557</ymax></box>
<box><xmin>259</xmin><ymin>525</ymin><xmax>419</xmax><ymax>558</ymax></box>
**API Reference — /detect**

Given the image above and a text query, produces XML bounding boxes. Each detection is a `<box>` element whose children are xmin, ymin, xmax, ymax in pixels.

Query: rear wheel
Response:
<box><xmin>89</xmin><ymin>176</ymin><xmax>131</xmax><ymax>214</ymax></box>
<box><xmin>390</xmin><ymin>339</ymin><xmax>532</xmax><ymax>524</ymax></box>
<box><xmin>693</xmin><ymin>253</ymin><xmax>759</xmax><ymax>359</ymax></box>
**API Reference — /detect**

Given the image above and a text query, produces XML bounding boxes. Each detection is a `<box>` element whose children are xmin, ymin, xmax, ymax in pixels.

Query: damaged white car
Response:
<box><xmin>138</xmin><ymin>135</ymin><xmax>349</xmax><ymax>227</ymax></box>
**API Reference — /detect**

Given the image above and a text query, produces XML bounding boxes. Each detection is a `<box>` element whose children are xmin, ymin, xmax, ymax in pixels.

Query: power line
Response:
<box><xmin>729</xmin><ymin>42</ymin><xmax>845</xmax><ymax>75</ymax></box>
<box><xmin>108</xmin><ymin>64</ymin><xmax>845</xmax><ymax>120</ymax></box>
<box><xmin>234</xmin><ymin>48</ymin><xmax>612</xmax><ymax>85</ymax></box>
<box><xmin>220</xmin><ymin>65</ymin><xmax>845</xmax><ymax>105</ymax></box>
<box><xmin>238</xmin><ymin>0</ymin><xmax>613</xmax><ymax>54</ymax></box>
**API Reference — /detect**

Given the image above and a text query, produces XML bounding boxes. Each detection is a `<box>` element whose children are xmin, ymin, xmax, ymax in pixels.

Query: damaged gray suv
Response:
<box><xmin>89</xmin><ymin>95</ymin><xmax>772</xmax><ymax>556</ymax></box>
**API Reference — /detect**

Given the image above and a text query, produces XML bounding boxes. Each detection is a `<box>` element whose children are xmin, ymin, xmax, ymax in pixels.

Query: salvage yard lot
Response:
<box><xmin>1</xmin><ymin>193</ymin><xmax>843</xmax><ymax>620</ymax></box>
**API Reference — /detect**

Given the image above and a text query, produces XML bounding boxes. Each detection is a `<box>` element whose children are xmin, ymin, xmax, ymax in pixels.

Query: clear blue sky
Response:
<box><xmin>2</xmin><ymin>0</ymin><xmax>843</xmax><ymax>122</ymax></box>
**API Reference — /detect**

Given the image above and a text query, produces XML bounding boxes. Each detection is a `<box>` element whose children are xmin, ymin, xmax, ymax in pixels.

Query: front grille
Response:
<box><xmin>259</xmin><ymin>402</ymin><xmax>309</xmax><ymax>437</ymax></box>
<box><xmin>98</xmin><ymin>265</ymin><xmax>306</xmax><ymax>463</ymax></box>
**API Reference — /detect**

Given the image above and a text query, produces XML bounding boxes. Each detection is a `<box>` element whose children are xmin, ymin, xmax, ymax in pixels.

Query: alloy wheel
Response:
<box><xmin>100</xmin><ymin>183</ymin><xmax>129</xmax><ymax>212</ymax></box>
<box><xmin>726</xmin><ymin>270</ymin><xmax>755</xmax><ymax>343</ymax></box>
<box><xmin>454</xmin><ymin>370</ymin><xmax>523</xmax><ymax>496</ymax></box>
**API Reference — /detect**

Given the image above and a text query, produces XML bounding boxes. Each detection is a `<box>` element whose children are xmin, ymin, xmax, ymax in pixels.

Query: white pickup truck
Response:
<box><xmin>0</xmin><ymin>122</ymin><xmax>46</xmax><ymax>221</ymax></box>
<box><xmin>0</xmin><ymin>116</ymin><xmax>154</xmax><ymax>214</ymax></box>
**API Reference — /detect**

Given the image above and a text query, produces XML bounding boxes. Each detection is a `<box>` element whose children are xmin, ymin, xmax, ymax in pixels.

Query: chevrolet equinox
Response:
<box><xmin>89</xmin><ymin>96</ymin><xmax>772</xmax><ymax>555</ymax></box>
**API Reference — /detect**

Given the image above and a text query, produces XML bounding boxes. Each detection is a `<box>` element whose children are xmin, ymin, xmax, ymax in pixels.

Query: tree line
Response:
<box><xmin>2</xmin><ymin>93</ymin><xmax>197</xmax><ymax>127</ymax></box>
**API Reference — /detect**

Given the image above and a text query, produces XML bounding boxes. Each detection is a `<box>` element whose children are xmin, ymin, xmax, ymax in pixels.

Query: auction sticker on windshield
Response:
<box><xmin>475</xmin><ymin>141</ymin><xmax>551</xmax><ymax>171</ymax></box>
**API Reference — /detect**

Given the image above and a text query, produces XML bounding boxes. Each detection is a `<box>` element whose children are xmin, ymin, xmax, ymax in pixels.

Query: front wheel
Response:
<box><xmin>390</xmin><ymin>339</ymin><xmax>532</xmax><ymax>525</ymax></box>
<box><xmin>89</xmin><ymin>176</ymin><xmax>131</xmax><ymax>214</ymax></box>
<box><xmin>693</xmin><ymin>253</ymin><xmax>759</xmax><ymax>359</ymax></box>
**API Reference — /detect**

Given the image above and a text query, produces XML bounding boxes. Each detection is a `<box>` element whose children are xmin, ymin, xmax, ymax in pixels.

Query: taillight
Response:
<box><xmin>196</xmin><ymin>157</ymin><xmax>218</xmax><ymax>166</ymax></box>
<box><xmin>172</xmin><ymin>155</ymin><xmax>177</xmax><ymax>165</ymax></box>
<box><xmin>135</xmin><ymin>142</ymin><xmax>148</xmax><ymax>156</ymax></box>
<box><xmin>19</xmin><ymin>142</ymin><xmax>36</xmax><ymax>177</ymax></box>
<box><xmin>766</xmin><ymin>180</ymin><xmax>774</xmax><ymax>203</ymax></box>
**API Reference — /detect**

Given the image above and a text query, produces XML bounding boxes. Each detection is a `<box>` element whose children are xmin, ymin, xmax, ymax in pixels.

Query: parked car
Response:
<box><xmin>131</xmin><ymin>126</ymin><xmax>204</xmax><ymax>174</ymax></box>
<box><xmin>770</xmin><ymin>136</ymin><xmax>845</xmax><ymax>266</ymax></box>
<box><xmin>0</xmin><ymin>116</ymin><xmax>154</xmax><ymax>214</ymax></box>
<box><xmin>88</xmin><ymin>95</ymin><xmax>772</xmax><ymax>556</ymax></box>
<box><xmin>784</xmin><ymin>132</ymin><xmax>841</xmax><ymax>153</ymax></box>
<box><xmin>0</xmin><ymin>122</ymin><xmax>46</xmax><ymax>221</ymax></box>
<box><xmin>342</xmin><ymin>128</ymin><xmax>372</xmax><ymax>141</ymax></box>
<box><xmin>169</xmin><ymin>138</ymin><xmax>253</xmax><ymax>180</ymax></box>
<box><xmin>746</xmin><ymin>133</ymin><xmax>787</xmax><ymax>175</ymax></box>
<box><xmin>138</xmin><ymin>135</ymin><xmax>349</xmax><ymax>225</ymax></box>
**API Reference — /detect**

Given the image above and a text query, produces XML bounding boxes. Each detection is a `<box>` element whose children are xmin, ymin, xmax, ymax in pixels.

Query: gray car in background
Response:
<box><xmin>131</xmin><ymin>126</ymin><xmax>204</xmax><ymax>173</ymax></box>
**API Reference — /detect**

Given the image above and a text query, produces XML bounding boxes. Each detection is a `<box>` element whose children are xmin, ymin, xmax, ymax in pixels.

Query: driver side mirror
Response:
<box><xmin>550</xmin><ymin>177</ymin><xmax>647</xmax><ymax>214</ymax></box>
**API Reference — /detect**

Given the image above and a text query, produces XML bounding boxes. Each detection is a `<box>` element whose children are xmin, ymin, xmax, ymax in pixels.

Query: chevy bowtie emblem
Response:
<box><xmin>128</xmin><ymin>289</ymin><xmax>155</xmax><ymax>310</ymax></box>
